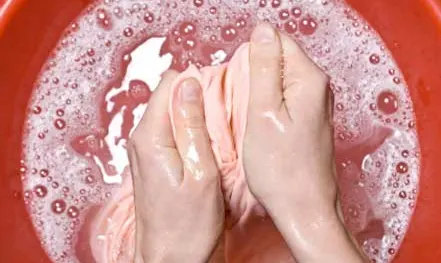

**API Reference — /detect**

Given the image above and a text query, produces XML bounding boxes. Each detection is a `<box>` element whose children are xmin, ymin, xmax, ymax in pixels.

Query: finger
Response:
<box><xmin>173</xmin><ymin>77</ymin><xmax>218</xmax><ymax>182</ymax></box>
<box><xmin>130</xmin><ymin>70</ymin><xmax>184</xmax><ymax>186</ymax></box>
<box><xmin>249</xmin><ymin>23</ymin><xmax>284</xmax><ymax>116</ymax></box>
<box><xmin>279</xmin><ymin>33</ymin><xmax>329</xmax><ymax>117</ymax></box>
<box><xmin>132</xmin><ymin>70</ymin><xmax>178</xmax><ymax>149</ymax></box>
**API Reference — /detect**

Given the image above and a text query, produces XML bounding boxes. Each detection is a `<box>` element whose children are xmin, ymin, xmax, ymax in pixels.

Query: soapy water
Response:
<box><xmin>20</xmin><ymin>0</ymin><xmax>419</xmax><ymax>262</ymax></box>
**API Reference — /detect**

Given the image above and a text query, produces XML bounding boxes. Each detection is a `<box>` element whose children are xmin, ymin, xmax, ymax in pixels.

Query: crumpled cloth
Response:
<box><xmin>89</xmin><ymin>43</ymin><xmax>266</xmax><ymax>263</ymax></box>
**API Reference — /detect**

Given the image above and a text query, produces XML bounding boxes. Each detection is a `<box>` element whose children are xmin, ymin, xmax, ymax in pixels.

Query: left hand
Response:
<box><xmin>128</xmin><ymin>71</ymin><xmax>225</xmax><ymax>263</ymax></box>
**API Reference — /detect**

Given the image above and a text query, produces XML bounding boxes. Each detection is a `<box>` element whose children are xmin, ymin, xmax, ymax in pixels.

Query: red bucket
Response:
<box><xmin>1</xmin><ymin>0</ymin><xmax>441</xmax><ymax>262</ymax></box>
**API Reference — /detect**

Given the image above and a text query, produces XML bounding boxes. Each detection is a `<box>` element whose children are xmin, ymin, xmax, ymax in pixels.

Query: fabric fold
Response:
<box><xmin>90</xmin><ymin>42</ymin><xmax>266</xmax><ymax>263</ymax></box>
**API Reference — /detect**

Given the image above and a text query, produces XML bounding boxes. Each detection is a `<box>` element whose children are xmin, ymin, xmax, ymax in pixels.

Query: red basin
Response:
<box><xmin>1</xmin><ymin>0</ymin><xmax>441</xmax><ymax>262</ymax></box>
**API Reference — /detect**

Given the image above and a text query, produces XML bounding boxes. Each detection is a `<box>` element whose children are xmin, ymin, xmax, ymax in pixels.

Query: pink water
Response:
<box><xmin>20</xmin><ymin>0</ymin><xmax>420</xmax><ymax>262</ymax></box>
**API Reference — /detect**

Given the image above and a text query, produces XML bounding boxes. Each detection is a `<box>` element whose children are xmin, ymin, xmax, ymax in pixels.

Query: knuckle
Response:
<box><xmin>181</xmin><ymin>112</ymin><xmax>206</xmax><ymax>129</ymax></box>
<box><xmin>179</xmin><ymin>104</ymin><xmax>206</xmax><ymax>129</ymax></box>
<box><xmin>251</xmin><ymin>48</ymin><xmax>281</xmax><ymax>67</ymax></box>
<box><xmin>254</xmin><ymin>55</ymin><xmax>280</xmax><ymax>70</ymax></box>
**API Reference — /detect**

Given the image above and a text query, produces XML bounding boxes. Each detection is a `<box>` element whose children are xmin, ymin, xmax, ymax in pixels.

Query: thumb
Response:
<box><xmin>173</xmin><ymin>78</ymin><xmax>218</xmax><ymax>181</ymax></box>
<box><xmin>248</xmin><ymin>23</ymin><xmax>284</xmax><ymax>116</ymax></box>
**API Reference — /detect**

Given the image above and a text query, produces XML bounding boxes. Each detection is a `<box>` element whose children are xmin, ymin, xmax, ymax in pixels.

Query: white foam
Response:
<box><xmin>20</xmin><ymin>0</ymin><xmax>421</xmax><ymax>262</ymax></box>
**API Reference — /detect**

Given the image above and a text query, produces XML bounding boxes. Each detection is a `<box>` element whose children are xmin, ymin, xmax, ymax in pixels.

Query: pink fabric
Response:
<box><xmin>169</xmin><ymin>43</ymin><xmax>264</xmax><ymax>222</ymax></box>
<box><xmin>90</xmin><ymin>43</ymin><xmax>265</xmax><ymax>263</ymax></box>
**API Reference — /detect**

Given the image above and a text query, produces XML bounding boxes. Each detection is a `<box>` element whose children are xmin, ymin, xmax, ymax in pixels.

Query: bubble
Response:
<box><xmin>32</xmin><ymin>106</ymin><xmax>42</xmax><ymax>114</ymax></box>
<box><xmin>128</xmin><ymin>79</ymin><xmax>151</xmax><ymax>102</ymax></box>
<box><xmin>284</xmin><ymin>20</ymin><xmax>298</xmax><ymax>34</ymax></box>
<box><xmin>24</xmin><ymin>190</ymin><xmax>32</xmax><ymax>200</ymax></box>
<box><xmin>183</xmin><ymin>38</ymin><xmax>197</xmax><ymax>50</ymax></box>
<box><xmin>369</xmin><ymin>54</ymin><xmax>380</xmax><ymax>64</ymax></box>
<box><xmin>221</xmin><ymin>25</ymin><xmax>237</xmax><ymax>41</ymax></box>
<box><xmin>399</xmin><ymin>191</ymin><xmax>407</xmax><ymax>198</ymax></box>
<box><xmin>56</xmin><ymin>109</ymin><xmax>65</xmax><ymax>117</ymax></box>
<box><xmin>235</xmin><ymin>18</ymin><xmax>247</xmax><ymax>28</ymax></box>
<box><xmin>123</xmin><ymin>27</ymin><xmax>134</xmax><ymax>37</ymax></box>
<box><xmin>113</xmin><ymin>6</ymin><xmax>123</xmax><ymax>17</ymax></box>
<box><xmin>85</xmin><ymin>175</ymin><xmax>95</xmax><ymax>184</ymax></box>
<box><xmin>347</xmin><ymin>206</ymin><xmax>359</xmax><ymax>218</ymax></box>
<box><xmin>123</xmin><ymin>53</ymin><xmax>132</xmax><ymax>63</ymax></box>
<box><xmin>144</xmin><ymin>12</ymin><xmax>154</xmax><ymax>23</ymax></box>
<box><xmin>87</xmin><ymin>48</ymin><xmax>95</xmax><ymax>56</ymax></box>
<box><xmin>396</xmin><ymin>162</ymin><xmax>409</xmax><ymax>174</ymax></box>
<box><xmin>34</xmin><ymin>185</ymin><xmax>48</xmax><ymax>198</ymax></box>
<box><xmin>377</xmin><ymin>91</ymin><xmax>398</xmax><ymax>115</ymax></box>
<box><xmin>299</xmin><ymin>17</ymin><xmax>318</xmax><ymax>35</ymax></box>
<box><xmin>96</xmin><ymin>9</ymin><xmax>111</xmax><ymax>29</ymax></box>
<box><xmin>54</xmin><ymin>119</ymin><xmax>66</xmax><ymax>130</ymax></box>
<box><xmin>179</xmin><ymin>22</ymin><xmax>196</xmax><ymax>35</ymax></box>
<box><xmin>279</xmin><ymin>9</ymin><xmax>290</xmax><ymax>20</ymax></box>
<box><xmin>67</xmin><ymin>206</ymin><xmax>80</xmax><ymax>218</ymax></box>
<box><xmin>193</xmin><ymin>0</ymin><xmax>204</xmax><ymax>7</ymax></box>
<box><xmin>388</xmin><ymin>248</ymin><xmax>396</xmax><ymax>255</ymax></box>
<box><xmin>402</xmin><ymin>150</ymin><xmax>409</xmax><ymax>158</ymax></box>
<box><xmin>336</xmin><ymin>103</ymin><xmax>344</xmax><ymax>111</ymax></box>
<box><xmin>259</xmin><ymin>0</ymin><xmax>267</xmax><ymax>8</ymax></box>
<box><xmin>51</xmin><ymin>199</ymin><xmax>67</xmax><ymax>214</ymax></box>
<box><xmin>271</xmin><ymin>0</ymin><xmax>281</xmax><ymax>8</ymax></box>
<box><xmin>209</xmin><ymin>7</ymin><xmax>217</xmax><ymax>14</ymax></box>
<box><xmin>291</xmin><ymin>7</ymin><xmax>302</xmax><ymax>18</ymax></box>
<box><xmin>174</xmin><ymin>36</ymin><xmax>183</xmax><ymax>44</ymax></box>
<box><xmin>70</xmin><ymin>22</ymin><xmax>79</xmax><ymax>31</ymax></box>
<box><xmin>40</xmin><ymin>169</ymin><xmax>49</xmax><ymax>178</ymax></box>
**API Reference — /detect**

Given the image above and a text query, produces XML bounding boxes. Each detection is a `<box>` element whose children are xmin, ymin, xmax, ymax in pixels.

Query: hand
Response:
<box><xmin>128</xmin><ymin>72</ymin><xmax>225</xmax><ymax>263</ymax></box>
<box><xmin>243</xmin><ymin>24</ymin><xmax>366</xmax><ymax>263</ymax></box>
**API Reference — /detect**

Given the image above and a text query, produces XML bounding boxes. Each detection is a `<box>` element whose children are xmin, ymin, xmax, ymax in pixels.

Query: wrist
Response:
<box><xmin>140</xmin><ymin>242</ymin><xmax>214</xmax><ymax>263</ymax></box>
<box><xmin>267</xmin><ymin>201</ymin><xmax>366</xmax><ymax>263</ymax></box>
<box><xmin>140</xmin><ymin>250</ymin><xmax>196</xmax><ymax>263</ymax></box>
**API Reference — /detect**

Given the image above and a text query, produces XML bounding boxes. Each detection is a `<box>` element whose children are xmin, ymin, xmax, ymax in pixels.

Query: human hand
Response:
<box><xmin>128</xmin><ymin>72</ymin><xmax>225</xmax><ymax>263</ymax></box>
<box><xmin>243</xmin><ymin>24</ymin><xmax>365</xmax><ymax>263</ymax></box>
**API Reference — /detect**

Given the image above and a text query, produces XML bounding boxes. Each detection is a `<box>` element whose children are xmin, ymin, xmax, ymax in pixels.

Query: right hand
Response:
<box><xmin>243</xmin><ymin>24</ymin><xmax>366</xmax><ymax>263</ymax></box>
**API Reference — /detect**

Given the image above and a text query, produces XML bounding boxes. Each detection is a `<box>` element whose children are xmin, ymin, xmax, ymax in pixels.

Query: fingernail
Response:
<box><xmin>252</xmin><ymin>23</ymin><xmax>276</xmax><ymax>44</ymax></box>
<box><xmin>180</xmin><ymin>78</ymin><xmax>201</xmax><ymax>102</ymax></box>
